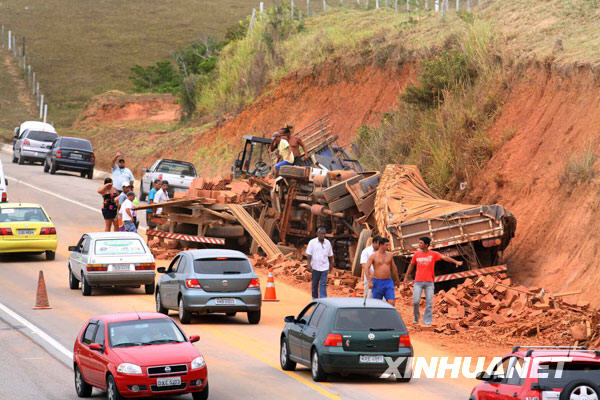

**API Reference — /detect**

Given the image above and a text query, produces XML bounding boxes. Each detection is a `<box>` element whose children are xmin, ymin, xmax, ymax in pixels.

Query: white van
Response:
<box><xmin>0</xmin><ymin>159</ymin><xmax>7</xmax><ymax>202</ymax></box>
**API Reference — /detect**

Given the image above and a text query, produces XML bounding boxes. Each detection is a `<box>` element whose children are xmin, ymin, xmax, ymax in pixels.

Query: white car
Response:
<box><xmin>0</xmin><ymin>160</ymin><xmax>7</xmax><ymax>202</ymax></box>
<box><xmin>67</xmin><ymin>232</ymin><xmax>155</xmax><ymax>296</ymax></box>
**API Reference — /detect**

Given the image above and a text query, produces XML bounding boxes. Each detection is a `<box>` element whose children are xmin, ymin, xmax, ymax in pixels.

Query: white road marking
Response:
<box><xmin>6</xmin><ymin>176</ymin><xmax>100</xmax><ymax>214</ymax></box>
<box><xmin>0</xmin><ymin>302</ymin><xmax>73</xmax><ymax>360</ymax></box>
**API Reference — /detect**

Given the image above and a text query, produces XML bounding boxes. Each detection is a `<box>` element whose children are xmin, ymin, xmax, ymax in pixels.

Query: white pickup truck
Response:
<box><xmin>139</xmin><ymin>159</ymin><xmax>197</xmax><ymax>201</ymax></box>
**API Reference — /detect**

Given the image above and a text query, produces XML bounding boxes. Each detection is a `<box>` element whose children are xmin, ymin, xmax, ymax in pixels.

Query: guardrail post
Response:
<box><xmin>43</xmin><ymin>104</ymin><xmax>48</xmax><ymax>123</ymax></box>
<box><xmin>39</xmin><ymin>94</ymin><xmax>44</xmax><ymax>117</ymax></box>
<box><xmin>467</xmin><ymin>0</ymin><xmax>470</xmax><ymax>10</ymax></box>
<box><xmin>291</xmin><ymin>0</ymin><xmax>294</xmax><ymax>18</ymax></box>
<box><xmin>7</xmin><ymin>30</ymin><xmax>11</xmax><ymax>50</ymax></box>
<box><xmin>32</xmin><ymin>71</ymin><xmax>36</xmax><ymax>94</ymax></box>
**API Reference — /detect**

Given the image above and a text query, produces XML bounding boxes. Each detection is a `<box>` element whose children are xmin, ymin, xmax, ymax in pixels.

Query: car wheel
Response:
<box><xmin>191</xmin><ymin>382</ymin><xmax>209</xmax><ymax>400</ymax></box>
<box><xmin>45</xmin><ymin>250</ymin><xmax>56</xmax><ymax>260</ymax></box>
<box><xmin>50</xmin><ymin>159</ymin><xmax>57</xmax><ymax>174</ymax></box>
<box><xmin>311</xmin><ymin>349</ymin><xmax>327</xmax><ymax>382</ymax></box>
<box><xmin>145</xmin><ymin>283</ymin><xmax>155</xmax><ymax>295</ymax></box>
<box><xmin>43</xmin><ymin>160</ymin><xmax>49</xmax><ymax>173</ymax></box>
<box><xmin>18</xmin><ymin>152</ymin><xmax>24</xmax><ymax>165</ymax></box>
<box><xmin>106</xmin><ymin>375</ymin><xmax>123</xmax><ymax>400</ymax></box>
<box><xmin>12</xmin><ymin>154</ymin><xmax>17</xmax><ymax>163</ymax></box>
<box><xmin>247</xmin><ymin>310</ymin><xmax>261</xmax><ymax>324</ymax></box>
<box><xmin>560</xmin><ymin>380</ymin><xmax>600</xmax><ymax>400</ymax></box>
<box><xmin>81</xmin><ymin>274</ymin><xmax>92</xmax><ymax>296</ymax></box>
<box><xmin>178</xmin><ymin>296</ymin><xmax>191</xmax><ymax>324</ymax></box>
<box><xmin>87</xmin><ymin>169</ymin><xmax>93</xmax><ymax>179</ymax></box>
<box><xmin>155</xmin><ymin>291</ymin><xmax>168</xmax><ymax>315</ymax></box>
<box><xmin>69</xmin><ymin>265</ymin><xmax>79</xmax><ymax>290</ymax></box>
<box><xmin>226</xmin><ymin>312</ymin><xmax>236</xmax><ymax>316</ymax></box>
<box><xmin>74</xmin><ymin>364</ymin><xmax>92</xmax><ymax>397</ymax></box>
<box><xmin>80</xmin><ymin>171</ymin><xmax>86</xmax><ymax>178</ymax></box>
<box><xmin>280</xmin><ymin>338</ymin><xmax>296</xmax><ymax>371</ymax></box>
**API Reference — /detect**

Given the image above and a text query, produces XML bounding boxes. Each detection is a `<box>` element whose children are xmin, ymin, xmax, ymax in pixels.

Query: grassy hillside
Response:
<box><xmin>0</xmin><ymin>0</ymin><xmax>278</xmax><ymax>127</ymax></box>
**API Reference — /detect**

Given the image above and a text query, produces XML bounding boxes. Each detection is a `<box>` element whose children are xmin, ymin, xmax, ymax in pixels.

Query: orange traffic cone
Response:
<box><xmin>263</xmin><ymin>268</ymin><xmax>279</xmax><ymax>302</ymax></box>
<box><xmin>33</xmin><ymin>270</ymin><xmax>51</xmax><ymax>310</ymax></box>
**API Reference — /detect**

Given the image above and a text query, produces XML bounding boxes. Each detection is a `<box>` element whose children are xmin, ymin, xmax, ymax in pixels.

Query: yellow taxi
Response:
<box><xmin>0</xmin><ymin>203</ymin><xmax>57</xmax><ymax>260</ymax></box>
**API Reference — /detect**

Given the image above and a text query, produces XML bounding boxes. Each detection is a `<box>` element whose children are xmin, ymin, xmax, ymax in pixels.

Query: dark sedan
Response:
<box><xmin>44</xmin><ymin>136</ymin><xmax>95</xmax><ymax>178</ymax></box>
<box><xmin>280</xmin><ymin>298</ymin><xmax>413</xmax><ymax>382</ymax></box>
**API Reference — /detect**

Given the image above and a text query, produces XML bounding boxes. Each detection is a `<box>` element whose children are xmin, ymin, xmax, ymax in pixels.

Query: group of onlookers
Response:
<box><xmin>97</xmin><ymin>152</ymin><xmax>170</xmax><ymax>232</ymax></box>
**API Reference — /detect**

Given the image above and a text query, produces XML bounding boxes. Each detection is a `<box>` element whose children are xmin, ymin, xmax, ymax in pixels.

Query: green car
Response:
<box><xmin>280</xmin><ymin>298</ymin><xmax>413</xmax><ymax>382</ymax></box>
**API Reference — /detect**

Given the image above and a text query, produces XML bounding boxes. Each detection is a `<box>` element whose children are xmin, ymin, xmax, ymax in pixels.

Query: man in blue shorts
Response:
<box><xmin>365</xmin><ymin>238</ymin><xmax>400</xmax><ymax>306</ymax></box>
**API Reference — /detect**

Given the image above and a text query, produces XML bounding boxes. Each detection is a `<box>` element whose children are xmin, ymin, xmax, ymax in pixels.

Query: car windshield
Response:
<box><xmin>538</xmin><ymin>361</ymin><xmax>600</xmax><ymax>389</ymax></box>
<box><xmin>0</xmin><ymin>207</ymin><xmax>48</xmax><ymax>222</ymax></box>
<box><xmin>108</xmin><ymin>318</ymin><xmax>186</xmax><ymax>347</ymax></box>
<box><xmin>156</xmin><ymin>161</ymin><xmax>196</xmax><ymax>177</ymax></box>
<box><xmin>61</xmin><ymin>138</ymin><xmax>92</xmax><ymax>151</ymax></box>
<box><xmin>193</xmin><ymin>257</ymin><xmax>252</xmax><ymax>274</ymax></box>
<box><xmin>94</xmin><ymin>239</ymin><xmax>146</xmax><ymax>256</ymax></box>
<box><xmin>26</xmin><ymin>131</ymin><xmax>57</xmax><ymax>142</ymax></box>
<box><xmin>334</xmin><ymin>308</ymin><xmax>406</xmax><ymax>332</ymax></box>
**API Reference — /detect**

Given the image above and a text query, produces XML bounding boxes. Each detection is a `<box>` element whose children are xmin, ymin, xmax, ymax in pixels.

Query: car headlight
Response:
<box><xmin>116</xmin><ymin>363</ymin><xmax>142</xmax><ymax>374</ymax></box>
<box><xmin>191</xmin><ymin>356</ymin><xmax>206</xmax><ymax>370</ymax></box>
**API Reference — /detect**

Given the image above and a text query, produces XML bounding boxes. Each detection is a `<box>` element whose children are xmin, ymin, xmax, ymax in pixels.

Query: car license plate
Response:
<box><xmin>215</xmin><ymin>298</ymin><xmax>235</xmax><ymax>305</ymax></box>
<box><xmin>18</xmin><ymin>229</ymin><xmax>35</xmax><ymax>235</ymax></box>
<box><xmin>111</xmin><ymin>263</ymin><xmax>131</xmax><ymax>271</ymax></box>
<box><xmin>156</xmin><ymin>376</ymin><xmax>181</xmax><ymax>387</ymax></box>
<box><xmin>70</xmin><ymin>153</ymin><xmax>82</xmax><ymax>160</ymax></box>
<box><xmin>359</xmin><ymin>355</ymin><xmax>385</xmax><ymax>364</ymax></box>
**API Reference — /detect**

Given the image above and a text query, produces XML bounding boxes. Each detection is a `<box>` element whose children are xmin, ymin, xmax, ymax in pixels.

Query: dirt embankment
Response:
<box><xmin>76</xmin><ymin>91</ymin><xmax>180</xmax><ymax>125</ymax></box>
<box><xmin>194</xmin><ymin>61</ymin><xmax>416</xmax><ymax>148</ymax></box>
<box><xmin>468</xmin><ymin>64</ymin><xmax>600</xmax><ymax>306</ymax></box>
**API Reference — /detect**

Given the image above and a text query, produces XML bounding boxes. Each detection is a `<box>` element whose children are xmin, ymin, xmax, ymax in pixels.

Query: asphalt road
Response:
<box><xmin>0</xmin><ymin>150</ymin><xmax>477</xmax><ymax>400</ymax></box>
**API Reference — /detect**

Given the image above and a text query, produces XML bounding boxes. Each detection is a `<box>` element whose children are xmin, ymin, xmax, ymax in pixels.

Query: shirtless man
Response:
<box><xmin>285</xmin><ymin>126</ymin><xmax>308</xmax><ymax>164</ymax></box>
<box><xmin>365</xmin><ymin>238</ymin><xmax>400</xmax><ymax>306</ymax></box>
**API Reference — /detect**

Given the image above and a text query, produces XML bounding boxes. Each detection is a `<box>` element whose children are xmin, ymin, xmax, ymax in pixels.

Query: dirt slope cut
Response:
<box><xmin>76</xmin><ymin>91</ymin><xmax>180</xmax><ymax>125</ymax></box>
<box><xmin>196</xmin><ymin>62</ymin><xmax>415</xmax><ymax>149</ymax></box>
<box><xmin>468</xmin><ymin>65</ymin><xmax>600</xmax><ymax>305</ymax></box>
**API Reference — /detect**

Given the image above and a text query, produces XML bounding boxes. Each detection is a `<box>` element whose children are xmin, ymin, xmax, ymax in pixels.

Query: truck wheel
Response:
<box><xmin>351</xmin><ymin>229</ymin><xmax>371</xmax><ymax>277</ymax></box>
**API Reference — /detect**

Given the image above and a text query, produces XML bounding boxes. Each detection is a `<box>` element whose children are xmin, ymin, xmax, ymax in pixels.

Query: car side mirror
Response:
<box><xmin>475</xmin><ymin>371</ymin><xmax>490</xmax><ymax>381</ymax></box>
<box><xmin>157</xmin><ymin>267</ymin><xmax>166</xmax><ymax>273</ymax></box>
<box><xmin>68</xmin><ymin>245</ymin><xmax>79</xmax><ymax>252</ymax></box>
<box><xmin>284</xmin><ymin>315</ymin><xmax>295</xmax><ymax>323</ymax></box>
<box><xmin>89</xmin><ymin>343</ymin><xmax>103</xmax><ymax>352</ymax></box>
<box><xmin>189</xmin><ymin>335</ymin><xmax>200</xmax><ymax>343</ymax></box>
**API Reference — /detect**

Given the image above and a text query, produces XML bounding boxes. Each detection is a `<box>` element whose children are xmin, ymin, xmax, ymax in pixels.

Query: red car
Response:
<box><xmin>470</xmin><ymin>346</ymin><xmax>600</xmax><ymax>400</ymax></box>
<box><xmin>73</xmin><ymin>312</ymin><xmax>208</xmax><ymax>400</ymax></box>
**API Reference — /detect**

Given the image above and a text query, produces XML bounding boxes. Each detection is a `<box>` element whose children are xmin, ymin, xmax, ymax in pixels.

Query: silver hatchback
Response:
<box><xmin>155</xmin><ymin>249</ymin><xmax>262</xmax><ymax>324</ymax></box>
<box><xmin>14</xmin><ymin>129</ymin><xmax>58</xmax><ymax>165</ymax></box>
<box><xmin>68</xmin><ymin>232</ymin><xmax>156</xmax><ymax>296</ymax></box>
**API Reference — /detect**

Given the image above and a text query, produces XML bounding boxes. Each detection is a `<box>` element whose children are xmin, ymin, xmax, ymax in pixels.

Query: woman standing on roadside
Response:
<box><xmin>98</xmin><ymin>177</ymin><xmax>119</xmax><ymax>231</ymax></box>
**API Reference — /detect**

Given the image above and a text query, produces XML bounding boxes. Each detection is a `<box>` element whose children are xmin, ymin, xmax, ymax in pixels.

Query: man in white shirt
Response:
<box><xmin>305</xmin><ymin>227</ymin><xmax>334</xmax><ymax>299</ymax></box>
<box><xmin>360</xmin><ymin>236</ymin><xmax>381</xmax><ymax>298</ymax></box>
<box><xmin>154</xmin><ymin>180</ymin><xmax>170</xmax><ymax>214</ymax></box>
<box><xmin>111</xmin><ymin>152</ymin><xmax>135</xmax><ymax>192</ymax></box>
<box><xmin>120</xmin><ymin>191</ymin><xmax>137</xmax><ymax>232</ymax></box>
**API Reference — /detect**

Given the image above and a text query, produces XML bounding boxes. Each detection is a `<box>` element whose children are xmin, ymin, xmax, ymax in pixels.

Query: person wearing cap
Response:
<box><xmin>120</xmin><ymin>191</ymin><xmax>137</xmax><ymax>232</ymax></box>
<box><xmin>305</xmin><ymin>227</ymin><xmax>334</xmax><ymax>299</ymax></box>
<box><xmin>111</xmin><ymin>152</ymin><xmax>135</xmax><ymax>192</ymax></box>
<box><xmin>269</xmin><ymin>127</ymin><xmax>294</xmax><ymax>173</ymax></box>
<box><xmin>404</xmin><ymin>236</ymin><xmax>463</xmax><ymax>325</ymax></box>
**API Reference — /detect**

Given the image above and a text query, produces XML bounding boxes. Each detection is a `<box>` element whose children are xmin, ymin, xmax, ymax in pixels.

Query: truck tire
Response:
<box><xmin>351</xmin><ymin>229</ymin><xmax>371</xmax><ymax>277</ymax></box>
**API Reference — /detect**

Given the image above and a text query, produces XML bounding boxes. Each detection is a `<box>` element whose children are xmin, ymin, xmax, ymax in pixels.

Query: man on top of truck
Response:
<box><xmin>284</xmin><ymin>125</ymin><xmax>308</xmax><ymax>165</ymax></box>
<box><xmin>365</xmin><ymin>238</ymin><xmax>400</xmax><ymax>306</ymax></box>
<box><xmin>270</xmin><ymin>128</ymin><xmax>294</xmax><ymax>173</ymax></box>
<box><xmin>404</xmin><ymin>236</ymin><xmax>463</xmax><ymax>325</ymax></box>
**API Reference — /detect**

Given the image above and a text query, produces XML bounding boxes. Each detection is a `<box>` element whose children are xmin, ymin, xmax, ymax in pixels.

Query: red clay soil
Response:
<box><xmin>193</xmin><ymin>61</ymin><xmax>416</xmax><ymax>149</ymax></box>
<box><xmin>467</xmin><ymin>65</ymin><xmax>600</xmax><ymax>306</ymax></box>
<box><xmin>76</xmin><ymin>91</ymin><xmax>180</xmax><ymax>125</ymax></box>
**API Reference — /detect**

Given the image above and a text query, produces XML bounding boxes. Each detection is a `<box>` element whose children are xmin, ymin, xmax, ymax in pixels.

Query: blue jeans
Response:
<box><xmin>413</xmin><ymin>281</ymin><xmax>434</xmax><ymax>325</ymax></box>
<box><xmin>123</xmin><ymin>221</ymin><xmax>137</xmax><ymax>232</ymax></box>
<box><xmin>311</xmin><ymin>270</ymin><xmax>328</xmax><ymax>299</ymax></box>
<box><xmin>275</xmin><ymin>160</ymin><xmax>293</xmax><ymax>171</ymax></box>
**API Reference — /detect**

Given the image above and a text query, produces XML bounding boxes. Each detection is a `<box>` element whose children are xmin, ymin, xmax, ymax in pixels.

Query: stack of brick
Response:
<box><xmin>148</xmin><ymin>237</ymin><xmax>186</xmax><ymax>260</ymax></box>
<box><xmin>403</xmin><ymin>274</ymin><xmax>600</xmax><ymax>347</ymax></box>
<box><xmin>173</xmin><ymin>176</ymin><xmax>262</xmax><ymax>204</ymax></box>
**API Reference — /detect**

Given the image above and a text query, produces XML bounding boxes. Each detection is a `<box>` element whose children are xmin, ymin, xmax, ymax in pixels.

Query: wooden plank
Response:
<box><xmin>250</xmin><ymin>206</ymin><xmax>267</xmax><ymax>254</ymax></box>
<box><xmin>133</xmin><ymin>197</ymin><xmax>209</xmax><ymax>210</ymax></box>
<box><xmin>228</xmin><ymin>204</ymin><xmax>282</xmax><ymax>258</ymax></box>
<box><xmin>323</xmin><ymin>174</ymin><xmax>363</xmax><ymax>202</ymax></box>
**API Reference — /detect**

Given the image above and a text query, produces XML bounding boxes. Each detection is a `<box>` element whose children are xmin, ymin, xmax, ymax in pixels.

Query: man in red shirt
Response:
<box><xmin>404</xmin><ymin>236</ymin><xmax>463</xmax><ymax>325</ymax></box>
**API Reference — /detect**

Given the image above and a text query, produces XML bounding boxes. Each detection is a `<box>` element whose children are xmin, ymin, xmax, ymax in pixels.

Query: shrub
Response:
<box><xmin>129</xmin><ymin>61</ymin><xmax>182</xmax><ymax>94</ymax></box>
<box><xmin>560</xmin><ymin>148</ymin><xmax>597</xmax><ymax>186</ymax></box>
